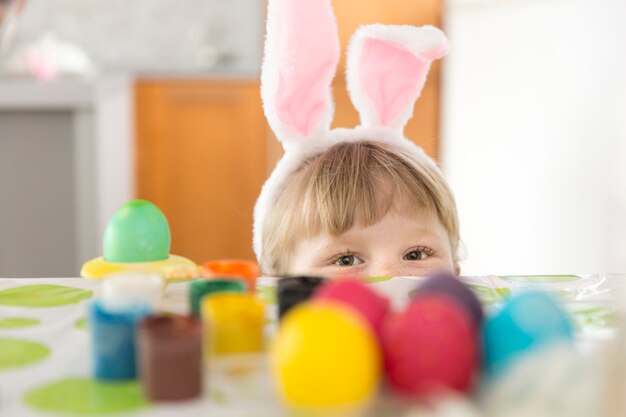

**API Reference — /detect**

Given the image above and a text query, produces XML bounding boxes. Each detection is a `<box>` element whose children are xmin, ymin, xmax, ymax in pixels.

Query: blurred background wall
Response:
<box><xmin>442</xmin><ymin>0</ymin><xmax>626</xmax><ymax>275</ymax></box>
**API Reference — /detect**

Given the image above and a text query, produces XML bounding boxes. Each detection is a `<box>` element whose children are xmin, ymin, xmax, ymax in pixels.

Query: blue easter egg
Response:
<box><xmin>483</xmin><ymin>291</ymin><xmax>573</xmax><ymax>375</ymax></box>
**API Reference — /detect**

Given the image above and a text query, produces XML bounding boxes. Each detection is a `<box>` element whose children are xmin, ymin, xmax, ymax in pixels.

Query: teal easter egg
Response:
<box><xmin>483</xmin><ymin>291</ymin><xmax>573</xmax><ymax>376</ymax></box>
<box><xmin>103</xmin><ymin>200</ymin><xmax>171</xmax><ymax>263</ymax></box>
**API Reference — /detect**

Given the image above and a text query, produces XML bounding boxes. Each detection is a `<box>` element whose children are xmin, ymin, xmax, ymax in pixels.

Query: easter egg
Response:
<box><xmin>103</xmin><ymin>200</ymin><xmax>170</xmax><ymax>263</ymax></box>
<box><xmin>383</xmin><ymin>294</ymin><xmax>479</xmax><ymax>396</ymax></box>
<box><xmin>313</xmin><ymin>279</ymin><xmax>389</xmax><ymax>341</ymax></box>
<box><xmin>483</xmin><ymin>291</ymin><xmax>573</xmax><ymax>376</ymax></box>
<box><xmin>270</xmin><ymin>302</ymin><xmax>381</xmax><ymax>408</ymax></box>
<box><xmin>412</xmin><ymin>272</ymin><xmax>484</xmax><ymax>328</ymax></box>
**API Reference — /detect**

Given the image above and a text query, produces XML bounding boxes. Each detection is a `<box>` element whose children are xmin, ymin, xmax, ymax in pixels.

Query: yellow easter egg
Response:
<box><xmin>270</xmin><ymin>301</ymin><xmax>381</xmax><ymax>409</ymax></box>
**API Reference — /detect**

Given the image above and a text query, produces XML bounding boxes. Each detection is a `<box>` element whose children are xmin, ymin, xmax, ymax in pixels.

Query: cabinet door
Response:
<box><xmin>135</xmin><ymin>80</ymin><xmax>268</xmax><ymax>263</ymax></box>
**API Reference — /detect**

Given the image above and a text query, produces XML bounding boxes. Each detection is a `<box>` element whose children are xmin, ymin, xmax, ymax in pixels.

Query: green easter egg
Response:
<box><xmin>103</xmin><ymin>200</ymin><xmax>171</xmax><ymax>263</ymax></box>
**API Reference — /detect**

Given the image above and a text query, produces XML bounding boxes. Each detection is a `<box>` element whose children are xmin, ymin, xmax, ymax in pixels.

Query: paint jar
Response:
<box><xmin>199</xmin><ymin>259</ymin><xmax>259</xmax><ymax>293</ymax></box>
<box><xmin>277</xmin><ymin>276</ymin><xmax>326</xmax><ymax>319</ymax></box>
<box><xmin>101</xmin><ymin>273</ymin><xmax>164</xmax><ymax>312</ymax></box>
<box><xmin>137</xmin><ymin>314</ymin><xmax>203</xmax><ymax>401</ymax></box>
<box><xmin>89</xmin><ymin>299</ymin><xmax>151</xmax><ymax>380</ymax></box>
<box><xmin>189</xmin><ymin>278</ymin><xmax>246</xmax><ymax>317</ymax></box>
<box><xmin>201</xmin><ymin>293</ymin><xmax>264</xmax><ymax>356</ymax></box>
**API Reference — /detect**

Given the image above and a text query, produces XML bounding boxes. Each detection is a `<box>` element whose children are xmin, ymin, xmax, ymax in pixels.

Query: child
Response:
<box><xmin>253</xmin><ymin>0</ymin><xmax>460</xmax><ymax>278</ymax></box>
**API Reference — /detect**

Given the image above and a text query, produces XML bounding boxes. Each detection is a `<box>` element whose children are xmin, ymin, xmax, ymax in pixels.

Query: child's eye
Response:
<box><xmin>403</xmin><ymin>247</ymin><xmax>433</xmax><ymax>261</ymax></box>
<box><xmin>334</xmin><ymin>254</ymin><xmax>363</xmax><ymax>267</ymax></box>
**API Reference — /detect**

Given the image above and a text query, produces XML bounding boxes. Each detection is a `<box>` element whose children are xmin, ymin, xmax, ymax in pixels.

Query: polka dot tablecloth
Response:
<box><xmin>0</xmin><ymin>275</ymin><xmax>623</xmax><ymax>416</ymax></box>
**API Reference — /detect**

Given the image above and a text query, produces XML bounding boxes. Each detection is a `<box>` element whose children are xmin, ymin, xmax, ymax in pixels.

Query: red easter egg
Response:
<box><xmin>313</xmin><ymin>279</ymin><xmax>389</xmax><ymax>341</ymax></box>
<box><xmin>382</xmin><ymin>294</ymin><xmax>479</xmax><ymax>397</ymax></box>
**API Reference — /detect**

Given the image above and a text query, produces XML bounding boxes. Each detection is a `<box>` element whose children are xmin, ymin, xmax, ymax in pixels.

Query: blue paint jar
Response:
<box><xmin>89</xmin><ymin>299</ymin><xmax>151</xmax><ymax>380</ymax></box>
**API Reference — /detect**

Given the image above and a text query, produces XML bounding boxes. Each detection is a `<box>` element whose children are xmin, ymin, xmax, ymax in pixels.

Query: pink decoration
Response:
<box><xmin>359</xmin><ymin>38</ymin><xmax>428</xmax><ymax>127</ymax></box>
<box><xmin>382</xmin><ymin>294</ymin><xmax>479</xmax><ymax>397</ymax></box>
<box><xmin>274</xmin><ymin>0</ymin><xmax>340</xmax><ymax>136</ymax></box>
<box><xmin>24</xmin><ymin>48</ymin><xmax>57</xmax><ymax>83</ymax></box>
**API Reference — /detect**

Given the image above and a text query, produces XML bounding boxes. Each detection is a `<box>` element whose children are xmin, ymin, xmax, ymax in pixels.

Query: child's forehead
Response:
<box><xmin>297</xmin><ymin>207</ymin><xmax>450</xmax><ymax>250</ymax></box>
<box><xmin>339</xmin><ymin>207</ymin><xmax>442</xmax><ymax>234</ymax></box>
<box><xmin>303</xmin><ymin>201</ymin><xmax>440</xmax><ymax>237</ymax></box>
<box><xmin>293</xmin><ymin>156</ymin><xmax>441</xmax><ymax>234</ymax></box>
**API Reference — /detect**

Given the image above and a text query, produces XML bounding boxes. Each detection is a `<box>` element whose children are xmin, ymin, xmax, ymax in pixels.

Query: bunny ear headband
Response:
<box><xmin>253</xmin><ymin>0</ymin><xmax>449</xmax><ymax>265</ymax></box>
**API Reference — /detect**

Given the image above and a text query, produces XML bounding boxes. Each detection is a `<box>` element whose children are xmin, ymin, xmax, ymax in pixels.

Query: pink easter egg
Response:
<box><xmin>313</xmin><ymin>279</ymin><xmax>390</xmax><ymax>341</ymax></box>
<box><xmin>382</xmin><ymin>294</ymin><xmax>479</xmax><ymax>397</ymax></box>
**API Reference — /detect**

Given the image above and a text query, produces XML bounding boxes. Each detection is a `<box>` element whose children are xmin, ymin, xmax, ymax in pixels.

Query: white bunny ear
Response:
<box><xmin>346</xmin><ymin>25</ymin><xmax>449</xmax><ymax>135</ymax></box>
<box><xmin>261</xmin><ymin>0</ymin><xmax>341</xmax><ymax>148</ymax></box>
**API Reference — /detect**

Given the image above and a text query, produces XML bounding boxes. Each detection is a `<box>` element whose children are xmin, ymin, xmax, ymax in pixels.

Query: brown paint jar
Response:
<box><xmin>138</xmin><ymin>314</ymin><xmax>203</xmax><ymax>401</ymax></box>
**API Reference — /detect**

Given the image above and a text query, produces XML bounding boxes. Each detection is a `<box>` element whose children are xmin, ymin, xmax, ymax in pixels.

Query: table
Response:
<box><xmin>0</xmin><ymin>275</ymin><xmax>623</xmax><ymax>416</ymax></box>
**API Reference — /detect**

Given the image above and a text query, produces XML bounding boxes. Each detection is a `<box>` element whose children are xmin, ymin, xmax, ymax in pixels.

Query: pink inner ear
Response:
<box><xmin>276</xmin><ymin>58</ymin><xmax>336</xmax><ymax>137</ymax></box>
<box><xmin>359</xmin><ymin>38</ymin><xmax>429</xmax><ymax>127</ymax></box>
<box><xmin>273</xmin><ymin>0</ymin><xmax>340</xmax><ymax>137</ymax></box>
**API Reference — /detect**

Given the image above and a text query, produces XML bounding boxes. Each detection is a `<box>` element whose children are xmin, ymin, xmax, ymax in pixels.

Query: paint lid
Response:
<box><xmin>199</xmin><ymin>259</ymin><xmax>259</xmax><ymax>292</ymax></box>
<box><xmin>101</xmin><ymin>273</ymin><xmax>164</xmax><ymax>312</ymax></box>
<box><xmin>189</xmin><ymin>278</ymin><xmax>246</xmax><ymax>316</ymax></box>
<box><xmin>277</xmin><ymin>276</ymin><xmax>326</xmax><ymax>319</ymax></box>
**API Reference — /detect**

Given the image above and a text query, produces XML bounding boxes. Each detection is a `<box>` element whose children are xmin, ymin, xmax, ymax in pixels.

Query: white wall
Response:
<box><xmin>442</xmin><ymin>0</ymin><xmax>626</xmax><ymax>275</ymax></box>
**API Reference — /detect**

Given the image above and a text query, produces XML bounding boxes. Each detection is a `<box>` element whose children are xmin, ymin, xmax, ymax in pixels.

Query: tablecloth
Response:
<box><xmin>0</xmin><ymin>274</ymin><xmax>623</xmax><ymax>416</ymax></box>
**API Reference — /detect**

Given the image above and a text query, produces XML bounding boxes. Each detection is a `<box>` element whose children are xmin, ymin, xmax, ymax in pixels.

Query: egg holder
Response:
<box><xmin>85</xmin><ymin>272</ymin><xmax>626</xmax><ymax>414</ymax></box>
<box><xmin>80</xmin><ymin>200</ymin><xmax>264</xmax><ymax>289</ymax></box>
<box><xmin>81</xmin><ymin>200</ymin><xmax>198</xmax><ymax>281</ymax></box>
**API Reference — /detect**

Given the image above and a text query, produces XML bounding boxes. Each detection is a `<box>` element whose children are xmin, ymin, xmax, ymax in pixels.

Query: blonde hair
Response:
<box><xmin>261</xmin><ymin>142</ymin><xmax>459</xmax><ymax>275</ymax></box>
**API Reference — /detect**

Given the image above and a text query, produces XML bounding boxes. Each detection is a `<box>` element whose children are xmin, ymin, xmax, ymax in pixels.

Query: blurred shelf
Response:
<box><xmin>0</xmin><ymin>76</ymin><xmax>131</xmax><ymax>109</ymax></box>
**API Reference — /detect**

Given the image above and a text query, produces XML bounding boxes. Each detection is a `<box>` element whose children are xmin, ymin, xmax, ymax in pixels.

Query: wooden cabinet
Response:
<box><xmin>135</xmin><ymin>80</ymin><xmax>268</xmax><ymax>263</ymax></box>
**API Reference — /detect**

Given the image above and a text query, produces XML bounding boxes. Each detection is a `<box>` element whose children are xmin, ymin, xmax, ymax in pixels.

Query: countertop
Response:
<box><xmin>0</xmin><ymin>75</ymin><xmax>133</xmax><ymax>110</ymax></box>
<box><xmin>0</xmin><ymin>62</ymin><xmax>260</xmax><ymax>109</ymax></box>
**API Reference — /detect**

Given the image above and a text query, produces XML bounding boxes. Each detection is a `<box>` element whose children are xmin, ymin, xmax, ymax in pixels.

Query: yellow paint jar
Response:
<box><xmin>201</xmin><ymin>293</ymin><xmax>265</xmax><ymax>356</ymax></box>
